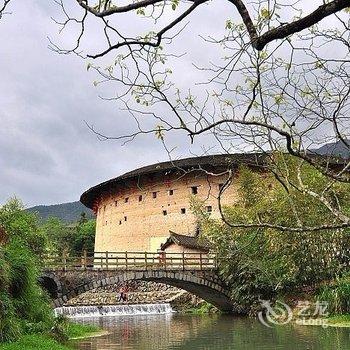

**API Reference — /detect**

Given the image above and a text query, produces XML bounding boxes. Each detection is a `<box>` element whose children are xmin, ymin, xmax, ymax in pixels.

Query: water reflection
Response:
<box><xmin>73</xmin><ymin>314</ymin><xmax>350</xmax><ymax>350</ymax></box>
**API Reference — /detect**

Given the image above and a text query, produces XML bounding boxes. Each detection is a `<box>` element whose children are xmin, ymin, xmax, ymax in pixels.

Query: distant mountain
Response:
<box><xmin>313</xmin><ymin>139</ymin><xmax>350</xmax><ymax>159</ymax></box>
<box><xmin>28</xmin><ymin>201</ymin><xmax>94</xmax><ymax>223</ymax></box>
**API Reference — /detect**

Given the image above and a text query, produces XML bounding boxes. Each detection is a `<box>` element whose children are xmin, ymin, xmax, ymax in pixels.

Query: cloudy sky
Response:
<box><xmin>0</xmin><ymin>0</ymin><xmax>226</xmax><ymax>207</ymax></box>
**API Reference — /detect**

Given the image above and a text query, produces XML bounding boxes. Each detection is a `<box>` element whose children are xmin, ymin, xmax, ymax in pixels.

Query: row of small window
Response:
<box><xmin>115</xmin><ymin>186</ymin><xmax>199</xmax><ymax>207</ymax></box>
<box><xmin>103</xmin><ymin>184</ymin><xmax>226</xmax><ymax>211</ymax></box>
<box><xmin>105</xmin><ymin>206</ymin><xmax>213</xmax><ymax>226</ymax></box>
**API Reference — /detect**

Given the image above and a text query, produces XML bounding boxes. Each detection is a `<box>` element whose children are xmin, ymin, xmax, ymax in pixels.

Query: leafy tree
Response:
<box><xmin>40</xmin><ymin>214</ymin><xmax>95</xmax><ymax>256</ymax></box>
<box><xmin>0</xmin><ymin>198</ymin><xmax>48</xmax><ymax>256</ymax></box>
<box><xmin>0</xmin><ymin>199</ymin><xmax>53</xmax><ymax>342</ymax></box>
<box><xmin>40</xmin><ymin>217</ymin><xmax>73</xmax><ymax>254</ymax></box>
<box><xmin>73</xmin><ymin>218</ymin><xmax>95</xmax><ymax>254</ymax></box>
<box><xmin>194</xmin><ymin>157</ymin><xmax>350</xmax><ymax>312</ymax></box>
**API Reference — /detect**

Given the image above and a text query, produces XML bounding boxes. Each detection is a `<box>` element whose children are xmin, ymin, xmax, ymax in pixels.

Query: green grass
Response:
<box><xmin>0</xmin><ymin>323</ymin><xmax>102</xmax><ymax>350</ymax></box>
<box><xmin>327</xmin><ymin>314</ymin><xmax>350</xmax><ymax>326</ymax></box>
<box><xmin>0</xmin><ymin>334</ymin><xmax>71</xmax><ymax>350</ymax></box>
<box><xmin>66</xmin><ymin>323</ymin><xmax>100</xmax><ymax>339</ymax></box>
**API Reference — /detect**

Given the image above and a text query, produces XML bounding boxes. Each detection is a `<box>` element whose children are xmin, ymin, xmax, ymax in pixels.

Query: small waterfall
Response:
<box><xmin>54</xmin><ymin>303</ymin><xmax>174</xmax><ymax>318</ymax></box>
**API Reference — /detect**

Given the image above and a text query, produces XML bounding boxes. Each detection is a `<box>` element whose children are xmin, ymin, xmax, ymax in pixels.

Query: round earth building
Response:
<box><xmin>80</xmin><ymin>153</ymin><xmax>265</xmax><ymax>253</ymax></box>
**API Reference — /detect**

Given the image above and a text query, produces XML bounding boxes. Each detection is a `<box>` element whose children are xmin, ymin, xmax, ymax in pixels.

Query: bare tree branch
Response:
<box><xmin>0</xmin><ymin>0</ymin><xmax>12</xmax><ymax>20</ymax></box>
<box><xmin>229</xmin><ymin>0</ymin><xmax>350</xmax><ymax>50</ymax></box>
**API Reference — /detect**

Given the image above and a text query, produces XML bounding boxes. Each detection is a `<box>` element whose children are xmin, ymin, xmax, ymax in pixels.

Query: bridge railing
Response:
<box><xmin>42</xmin><ymin>251</ymin><xmax>217</xmax><ymax>271</ymax></box>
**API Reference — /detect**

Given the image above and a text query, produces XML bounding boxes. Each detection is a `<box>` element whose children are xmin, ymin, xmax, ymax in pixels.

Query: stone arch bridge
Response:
<box><xmin>40</xmin><ymin>251</ymin><xmax>234</xmax><ymax>312</ymax></box>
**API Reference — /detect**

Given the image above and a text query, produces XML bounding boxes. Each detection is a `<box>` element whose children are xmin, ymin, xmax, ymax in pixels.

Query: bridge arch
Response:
<box><xmin>50</xmin><ymin>270</ymin><xmax>234</xmax><ymax>312</ymax></box>
<box><xmin>39</xmin><ymin>272</ymin><xmax>63</xmax><ymax>299</ymax></box>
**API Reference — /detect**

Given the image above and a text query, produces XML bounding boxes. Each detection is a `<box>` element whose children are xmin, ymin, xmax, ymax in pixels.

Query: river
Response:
<box><xmin>66</xmin><ymin>305</ymin><xmax>350</xmax><ymax>350</ymax></box>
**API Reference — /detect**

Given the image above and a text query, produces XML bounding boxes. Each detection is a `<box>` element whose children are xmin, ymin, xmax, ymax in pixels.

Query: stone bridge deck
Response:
<box><xmin>40</xmin><ymin>252</ymin><xmax>234</xmax><ymax>312</ymax></box>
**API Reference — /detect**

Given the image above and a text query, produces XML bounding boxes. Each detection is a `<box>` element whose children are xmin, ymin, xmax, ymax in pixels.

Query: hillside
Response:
<box><xmin>27</xmin><ymin>201</ymin><xmax>94</xmax><ymax>223</ymax></box>
<box><xmin>312</xmin><ymin>139</ymin><xmax>350</xmax><ymax>158</ymax></box>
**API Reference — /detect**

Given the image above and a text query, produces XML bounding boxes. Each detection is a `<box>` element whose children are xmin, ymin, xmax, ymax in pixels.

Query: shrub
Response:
<box><xmin>50</xmin><ymin>315</ymin><xmax>69</xmax><ymax>343</ymax></box>
<box><xmin>318</xmin><ymin>275</ymin><xmax>350</xmax><ymax>315</ymax></box>
<box><xmin>0</xmin><ymin>238</ymin><xmax>53</xmax><ymax>342</ymax></box>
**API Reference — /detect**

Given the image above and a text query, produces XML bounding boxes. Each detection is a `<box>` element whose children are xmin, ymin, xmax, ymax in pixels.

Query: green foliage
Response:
<box><xmin>0</xmin><ymin>199</ymin><xmax>53</xmax><ymax>342</ymax></box>
<box><xmin>0</xmin><ymin>239</ymin><xmax>53</xmax><ymax>342</ymax></box>
<box><xmin>49</xmin><ymin>315</ymin><xmax>99</xmax><ymax>342</ymax></box>
<box><xmin>50</xmin><ymin>315</ymin><xmax>69</xmax><ymax>343</ymax></box>
<box><xmin>41</xmin><ymin>214</ymin><xmax>95</xmax><ymax>255</ymax></box>
<box><xmin>40</xmin><ymin>217</ymin><xmax>73</xmax><ymax>253</ymax></box>
<box><xmin>50</xmin><ymin>315</ymin><xmax>100</xmax><ymax>342</ymax></box>
<box><xmin>0</xmin><ymin>198</ymin><xmax>48</xmax><ymax>255</ymax></box>
<box><xmin>65</xmin><ymin>322</ymin><xmax>99</xmax><ymax>339</ymax></box>
<box><xmin>317</xmin><ymin>275</ymin><xmax>350</xmax><ymax>315</ymax></box>
<box><xmin>72</xmin><ymin>216</ymin><xmax>95</xmax><ymax>254</ymax></box>
<box><xmin>187</xmin><ymin>301</ymin><xmax>219</xmax><ymax>315</ymax></box>
<box><xmin>0</xmin><ymin>334</ymin><xmax>71</xmax><ymax>350</ymax></box>
<box><xmin>0</xmin><ymin>198</ymin><xmax>97</xmax><ymax>344</ymax></box>
<box><xmin>327</xmin><ymin>314</ymin><xmax>350</xmax><ymax>325</ymax></box>
<box><xmin>195</xmin><ymin>157</ymin><xmax>350</xmax><ymax>313</ymax></box>
<box><xmin>0</xmin><ymin>321</ymin><xmax>101</xmax><ymax>350</ymax></box>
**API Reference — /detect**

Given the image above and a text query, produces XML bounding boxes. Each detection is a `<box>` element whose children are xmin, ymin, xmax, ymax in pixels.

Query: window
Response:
<box><xmin>206</xmin><ymin>205</ymin><xmax>213</xmax><ymax>213</ymax></box>
<box><xmin>195</xmin><ymin>226</ymin><xmax>200</xmax><ymax>236</ymax></box>
<box><xmin>138</xmin><ymin>195</ymin><xmax>143</xmax><ymax>202</ymax></box>
<box><xmin>119</xmin><ymin>220</ymin><xmax>122</xmax><ymax>225</ymax></box>
<box><xmin>181</xmin><ymin>208</ymin><xmax>186</xmax><ymax>214</ymax></box>
<box><xmin>163</xmin><ymin>210</ymin><xmax>167</xmax><ymax>216</ymax></box>
<box><xmin>191</xmin><ymin>186</ymin><xmax>198</xmax><ymax>195</ymax></box>
<box><xmin>152</xmin><ymin>191</ymin><xmax>157</xmax><ymax>199</ymax></box>
<box><xmin>105</xmin><ymin>220</ymin><xmax>108</xmax><ymax>225</ymax></box>
<box><xmin>125</xmin><ymin>197</ymin><xmax>129</xmax><ymax>203</ymax></box>
<box><xmin>115</xmin><ymin>200</ymin><xmax>118</xmax><ymax>206</ymax></box>
<box><xmin>124</xmin><ymin>216</ymin><xmax>127</xmax><ymax>222</ymax></box>
<box><xmin>169</xmin><ymin>189</ymin><xmax>174</xmax><ymax>196</ymax></box>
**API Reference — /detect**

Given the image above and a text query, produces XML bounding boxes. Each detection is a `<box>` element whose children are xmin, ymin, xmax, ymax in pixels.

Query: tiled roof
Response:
<box><xmin>80</xmin><ymin>153</ymin><xmax>267</xmax><ymax>208</ymax></box>
<box><xmin>80</xmin><ymin>152</ymin><xmax>345</xmax><ymax>209</ymax></box>
<box><xmin>161</xmin><ymin>231</ymin><xmax>210</xmax><ymax>252</ymax></box>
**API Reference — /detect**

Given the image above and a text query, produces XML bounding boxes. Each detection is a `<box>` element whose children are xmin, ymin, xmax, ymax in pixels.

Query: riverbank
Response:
<box><xmin>327</xmin><ymin>314</ymin><xmax>350</xmax><ymax>327</ymax></box>
<box><xmin>0</xmin><ymin>323</ymin><xmax>102</xmax><ymax>350</ymax></box>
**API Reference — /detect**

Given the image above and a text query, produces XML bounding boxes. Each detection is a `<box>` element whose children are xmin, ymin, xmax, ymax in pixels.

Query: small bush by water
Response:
<box><xmin>317</xmin><ymin>275</ymin><xmax>350</xmax><ymax>315</ymax></box>
<box><xmin>186</xmin><ymin>301</ymin><xmax>219</xmax><ymax>315</ymax></box>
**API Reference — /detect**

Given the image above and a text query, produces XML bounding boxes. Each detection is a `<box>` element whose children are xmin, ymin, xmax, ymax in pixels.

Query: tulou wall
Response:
<box><xmin>94</xmin><ymin>171</ymin><xmax>238</xmax><ymax>253</ymax></box>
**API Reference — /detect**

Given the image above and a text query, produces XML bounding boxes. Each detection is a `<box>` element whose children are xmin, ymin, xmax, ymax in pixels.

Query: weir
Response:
<box><xmin>54</xmin><ymin>303</ymin><xmax>174</xmax><ymax>318</ymax></box>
